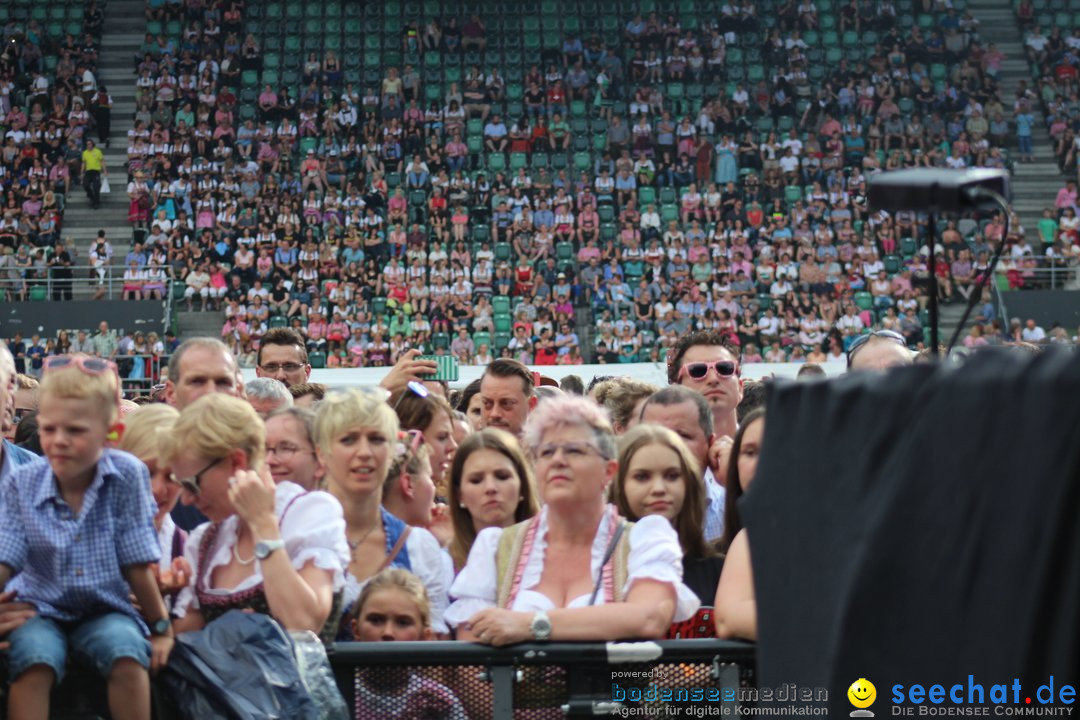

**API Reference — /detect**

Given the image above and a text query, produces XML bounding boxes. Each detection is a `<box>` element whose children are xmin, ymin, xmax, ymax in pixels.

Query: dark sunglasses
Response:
<box><xmin>678</xmin><ymin>360</ymin><xmax>739</xmax><ymax>380</ymax></box>
<box><xmin>172</xmin><ymin>456</ymin><xmax>224</xmax><ymax>496</ymax></box>
<box><xmin>846</xmin><ymin>329</ymin><xmax>908</xmax><ymax>368</ymax></box>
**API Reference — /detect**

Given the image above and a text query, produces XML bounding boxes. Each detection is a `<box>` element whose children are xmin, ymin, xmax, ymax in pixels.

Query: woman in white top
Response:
<box><xmin>119</xmin><ymin>404</ymin><xmax>189</xmax><ymax>610</ymax></box>
<box><xmin>313</xmin><ymin>389</ymin><xmax>450</xmax><ymax>639</ymax></box>
<box><xmin>166</xmin><ymin>394</ymin><xmax>349</xmax><ymax>644</ymax></box>
<box><xmin>446</xmin><ymin>395</ymin><xmax>699</xmax><ymax>645</ymax></box>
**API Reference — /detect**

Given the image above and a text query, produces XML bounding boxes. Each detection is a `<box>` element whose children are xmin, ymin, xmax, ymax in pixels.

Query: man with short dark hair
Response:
<box><xmin>479</xmin><ymin>358</ymin><xmax>537</xmax><ymax>437</ymax></box>
<box><xmin>255</xmin><ymin>327</ymin><xmax>311</xmax><ymax>387</ymax></box>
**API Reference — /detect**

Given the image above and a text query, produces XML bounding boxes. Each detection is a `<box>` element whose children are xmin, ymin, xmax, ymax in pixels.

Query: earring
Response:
<box><xmin>459</xmin><ymin>502</ymin><xmax>466</xmax><ymax>508</ymax></box>
<box><xmin>518</xmin><ymin>497</ymin><xmax>524</xmax><ymax>503</ymax></box>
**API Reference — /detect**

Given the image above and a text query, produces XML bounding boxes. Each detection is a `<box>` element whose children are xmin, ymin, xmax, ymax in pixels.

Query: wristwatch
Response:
<box><xmin>530</xmin><ymin>610</ymin><xmax>552</xmax><ymax>641</ymax></box>
<box><xmin>150</xmin><ymin>618</ymin><xmax>172</xmax><ymax>636</ymax></box>
<box><xmin>254</xmin><ymin>538</ymin><xmax>286</xmax><ymax>560</ymax></box>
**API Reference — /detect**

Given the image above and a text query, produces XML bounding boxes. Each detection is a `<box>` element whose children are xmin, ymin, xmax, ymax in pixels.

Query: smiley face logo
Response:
<box><xmin>848</xmin><ymin>679</ymin><xmax>877</xmax><ymax>716</ymax></box>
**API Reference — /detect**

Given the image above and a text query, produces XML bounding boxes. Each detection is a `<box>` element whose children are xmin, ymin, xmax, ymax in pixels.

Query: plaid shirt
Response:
<box><xmin>91</xmin><ymin>330</ymin><xmax>118</xmax><ymax>358</ymax></box>
<box><xmin>703</xmin><ymin>468</ymin><xmax>726</xmax><ymax>545</ymax></box>
<box><xmin>0</xmin><ymin>449</ymin><xmax>160</xmax><ymax>629</ymax></box>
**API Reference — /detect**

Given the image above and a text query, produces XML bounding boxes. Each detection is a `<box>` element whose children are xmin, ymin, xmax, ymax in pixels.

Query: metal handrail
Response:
<box><xmin>995</xmin><ymin>263</ymin><xmax>1080</xmax><ymax>291</ymax></box>
<box><xmin>7</xmin><ymin>265</ymin><xmax>175</xmax><ymax>301</ymax></box>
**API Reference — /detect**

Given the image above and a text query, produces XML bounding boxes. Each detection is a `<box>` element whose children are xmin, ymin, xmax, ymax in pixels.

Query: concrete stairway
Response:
<box><xmin>967</xmin><ymin>0</ymin><xmax>1066</xmax><ymax>240</ymax></box>
<box><xmin>63</xmin><ymin>0</ymin><xmax>144</xmax><ymax>298</ymax></box>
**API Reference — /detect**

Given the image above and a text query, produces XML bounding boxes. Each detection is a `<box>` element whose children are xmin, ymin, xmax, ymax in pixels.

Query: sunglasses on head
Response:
<box><xmin>678</xmin><ymin>360</ymin><xmax>739</xmax><ymax>381</ymax></box>
<box><xmin>846</xmin><ymin>329</ymin><xmax>907</xmax><ymax>367</ymax></box>
<box><xmin>43</xmin><ymin>355</ymin><xmax>122</xmax><ymax>406</ymax></box>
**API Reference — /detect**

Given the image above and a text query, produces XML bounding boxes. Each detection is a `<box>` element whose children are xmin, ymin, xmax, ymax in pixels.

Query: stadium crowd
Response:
<box><xmin>0</xmin><ymin>3</ymin><xmax>108</xmax><ymax>300</ymax></box>
<box><xmin>0</xmin><ymin>322</ymin><xmax>925</xmax><ymax>717</ymax></box>
<box><xmin>97</xmin><ymin>0</ymin><xmax>1049</xmax><ymax>370</ymax></box>
<box><xmin>0</xmin><ymin>0</ymin><xmax>1078</xmax><ymax>716</ymax></box>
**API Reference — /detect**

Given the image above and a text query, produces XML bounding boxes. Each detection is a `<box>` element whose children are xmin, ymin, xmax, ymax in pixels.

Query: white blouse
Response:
<box><xmin>445</xmin><ymin>506</ymin><xmax>700</xmax><ymax>627</ymax></box>
<box><xmin>342</xmin><ymin>524</ymin><xmax>452</xmax><ymax>634</ymax></box>
<box><xmin>174</xmin><ymin>482</ymin><xmax>349</xmax><ymax>618</ymax></box>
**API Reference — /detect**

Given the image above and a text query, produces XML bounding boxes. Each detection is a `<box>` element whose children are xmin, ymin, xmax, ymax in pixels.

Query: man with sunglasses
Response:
<box><xmin>255</xmin><ymin>328</ymin><xmax>311</xmax><ymax>388</ymax></box>
<box><xmin>667</xmin><ymin>330</ymin><xmax>743</xmax><ymax>441</ymax></box>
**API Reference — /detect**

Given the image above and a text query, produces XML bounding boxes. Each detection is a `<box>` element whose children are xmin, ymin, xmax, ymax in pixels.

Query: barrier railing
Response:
<box><xmin>329</xmin><ymin>640</ymin><xmax>756</xmax><ymax>719</ymax></box>
<box><xmin>8</xmin><ymin>266</ymin><xmax>175</xmax><ymax>302</ymax></box>
<box><xmin>114</xmin><ymin>354</ymin><xmax>166</xmax><ymax>397</ymax></box>
<box><xmin>997</xmin><ymin>261</ymin><xmax>1080</xmax><ymax>291</ymax></box>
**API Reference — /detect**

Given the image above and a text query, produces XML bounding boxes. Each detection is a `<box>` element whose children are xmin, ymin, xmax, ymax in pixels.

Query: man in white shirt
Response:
<box><xmin>1021</xmin><ymin>319</ymin><xmax>1046</xmax><ymax>343</ymax></box>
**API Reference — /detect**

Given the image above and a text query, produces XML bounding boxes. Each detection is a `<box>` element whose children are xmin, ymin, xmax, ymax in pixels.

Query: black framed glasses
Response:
<box><xmin>172</xmin><ymin>456</ymin><xmax>224</xmax><ymax>495</ymax></box>
<box><xmin>846</xmin><ymin>330</ymin><xmax>908</xmax><ymax>368</ymax></box>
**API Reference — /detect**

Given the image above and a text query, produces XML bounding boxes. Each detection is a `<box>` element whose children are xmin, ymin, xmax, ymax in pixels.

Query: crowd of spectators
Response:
<box><xmin>0</xmin><ymin>3</ymin><xmax>107</xmax><ymax>298</ymax></box>
<box><xmin>109</xmin><ymin>0</ymin><xmax>1047</xmax><ymax>369</ymax></box>
<box><xmin>1016</xmin><ymin>2</ymin><xmax>1080</xmax><ymax>294</ymax></box>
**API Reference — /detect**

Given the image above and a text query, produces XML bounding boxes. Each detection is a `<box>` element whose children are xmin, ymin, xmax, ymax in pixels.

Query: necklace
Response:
<box><xmin>232</xmin><ymin>544</ymin><xmax>256</xmax><ymax>566</ymax></box>
<box><xmin>347</xmin><ymin>523</ymin><xmax>378</xmax><ymax>553</ymax></box>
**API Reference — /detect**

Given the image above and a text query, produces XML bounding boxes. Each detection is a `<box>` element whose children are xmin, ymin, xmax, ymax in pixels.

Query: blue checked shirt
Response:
<box><xmin>703</xmin><ymin>468</ymin><xmax>726</xmax><ymax>545</ymax></box>
<box><xmin>0</xmin><ymin>449</ymin><xmax>161</xmax><ymax>629</ymax></box>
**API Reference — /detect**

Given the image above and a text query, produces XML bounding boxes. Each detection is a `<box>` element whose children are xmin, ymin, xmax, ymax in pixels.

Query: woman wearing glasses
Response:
<box><xmin>446</xmin><ymin>395</ymin><xmax>699</xmax><ymax>645</ymax></box>
<box><xmin>164</xmin><ymin>394</ymin><xmax>349</xmax><ymax>643</ymax></box>
<box><xmin>312</xmin><ymin>389</ymin><xmax>451</xmax><ymax>639</ymax></box>
<box><xmin>264</xmin><ymin>407</ymin><xmax>322</xmax><ymax>491</ymax></box>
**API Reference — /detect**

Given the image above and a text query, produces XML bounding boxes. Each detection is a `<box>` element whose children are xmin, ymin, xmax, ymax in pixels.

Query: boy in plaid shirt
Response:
<box><xmin>0</xmin><ymin>356</ymin><xmax>171</xmax><ymax>720</ymax></box>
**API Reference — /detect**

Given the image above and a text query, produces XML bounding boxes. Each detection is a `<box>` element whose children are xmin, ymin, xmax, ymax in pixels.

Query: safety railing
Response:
<box><xmin>330</xmin><ymin>639</ymin><xmax>757</xmax><ymax>720</ymax></box>
<box><xmin>996</xmin><ymin>259</ymin><xmax>1080</xmax><ymax>291</ymax></box>
<box><xmin>114</xmin><ymin>354</ymin><xmax>168</xmax><ymax>397</ymax></box>
<box><xmin>6</xmin><ymin>265</ymin><xmax>175</xmax><ymax>302</ymax></box>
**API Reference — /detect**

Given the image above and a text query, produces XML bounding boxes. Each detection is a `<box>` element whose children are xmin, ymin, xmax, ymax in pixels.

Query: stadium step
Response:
<box><xmin>61</xmin><ymin>0</ymin><xmax>144</xmax><ymax>275</ymax></box>
<box><xmin>964</xmin><ymin>0</ymin><xmax>1068</xmax><ymax>245</ymax></box>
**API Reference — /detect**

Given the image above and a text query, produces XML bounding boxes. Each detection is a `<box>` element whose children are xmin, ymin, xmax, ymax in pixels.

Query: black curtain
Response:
<box><xmin>743</xmin><ymin>349</ymin><xmax>1080</xmax><ymax>715</ymax></box>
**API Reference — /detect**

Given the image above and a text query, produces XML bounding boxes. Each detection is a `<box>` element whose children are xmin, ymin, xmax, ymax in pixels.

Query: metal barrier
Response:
<box><xmin>996</xmin><ymin>261</ymin><xmax>1080</xmax><ymax>291</ymax></box>
<box><xmin>6</xmin><ymin>266</ymin><xmax>175</xmax><ymax>302</ymax></box>
<box><xmin>330</xmin><ymin>640</ymin><xmax>756</xmax><ymax>719</ymax></box>
<box><xmin>114</xmin><ymin>354</ymin><xmax>167</xmax><ymax>397</ymax></box>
